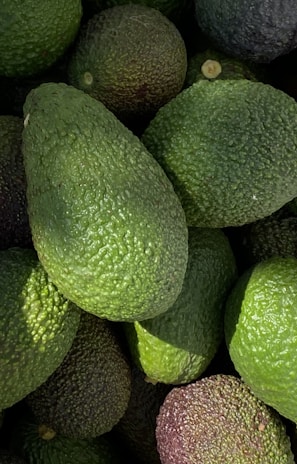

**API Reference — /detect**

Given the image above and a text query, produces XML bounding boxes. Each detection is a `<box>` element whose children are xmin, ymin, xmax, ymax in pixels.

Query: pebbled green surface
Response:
<box><xmin>0</xmin><ymin>0</ymin><xmax>82</xmax><ymax>77</ymax></box>
<box><xmin>156</xmin><ymin>374</ymin><xmax>295</xmax><ymax>464</ymax></box>
<box><xmin>22</xmin><ymin>82</ymin><xmax>188</xmax><ymax>322</ymax></box>
<box><xmin>0</xmin><ymin>247</ymin><xmax>80</xmax><ymax>411</ymax></box>
<box><xmin>26</xmin><ymin>312</ymin><xmax>132</xmax><ymax>439</ymax></box>
<box><xmin>194</xmin><ymin>0</ymin><xmax>297</xmax><ymax>63</ymax></box>
<box><xmin>68</xmin><ymin>4</ymin><xmax>187</xmax><ymax>122</ymax></box>
<box><xmin>142</xmin><ymin>79</ymin><xmax>297</xmax><ymax>228</ymax></box>
<box><xmin>124</xmin><ymin>227</ymin><xmax>237</xmax><ymax>384</ymax></box>
<box><xmin>225</xmin><ymin>256</ymin><xmax>297</xmax><ymax>423</ymax></box>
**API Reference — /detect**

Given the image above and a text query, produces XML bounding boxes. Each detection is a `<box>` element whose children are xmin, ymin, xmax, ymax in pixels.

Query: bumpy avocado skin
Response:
<box><xmin>124</xmin><ymin>227</ymin><xmax>237</xmax><ymax>384</ymax></box>
<box><xmin>22</xmin><ymin>82</ymin><xmax>188</xmax><ymax>322</ymax></box>
<box><xmin>156</xmin><ymin>374</ymin><xmax>294</xmax><ymax>463</ymax></box>
<box><xmin>0</xmin><ymin>247</ymin><xmax>80</xmax><ymax>411</ymax></box>
<box><xmin>0</xmin><ymin>116</ymin><xmax>31</xmax><ymax>249</ymax></box>
<box><xmin>142</xmin><ymin>79</ymin><xmax>297</xmax><ymax>228</ymax></box>
<box><xmin>26</xmin><ymin>311</ymin><xmax>132</xmax><ymax>439</ymax></box>
<box><xmin>114</xmin><ymin>365</ymin><xmax>171</xmax><ymax>464</ymax></box>
<box><xmin>0</xmin><ymin>0</ymin><xmax>82</xmax><ymax>77</ymax></box>
<box><xmin>194</xmin><ymin>0</ymin><xmax>297</xmax><ymax>63</ymax></box>
<box><xmin>68</xmin><ymin>4</ymin><xmax>187</xmax><ymax>123</ymax></box>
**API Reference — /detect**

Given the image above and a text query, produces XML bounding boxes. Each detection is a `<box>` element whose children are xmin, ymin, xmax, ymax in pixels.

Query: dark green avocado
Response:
<box><xmin>194</xmin><ymin>0</ymin><xmax>297</xmax><ymax>63</ymax></box>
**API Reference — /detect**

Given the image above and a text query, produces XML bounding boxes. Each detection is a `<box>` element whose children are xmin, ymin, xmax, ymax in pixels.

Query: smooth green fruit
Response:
<box><xmin>124</xmin><ymin>227</ymin><xmax>237</xmax><ymax>384</ymax></box>
<box><xmin>225</xmin><ymin>256</ymin><xmax>297</xmax><ymax>423</ymax></box>
<box><xmin>22</xmin><ymin>82</ymin><xmax>188</xmax><ymax>322</ymax></box>
<box><xmin>0</xmin><ymin>0</ymin><xmax>82</xmax><ymax>77</ymax></box>
<box><xmin>156</xmin><ymin>374</ymin><xmax>294</xmax><ymax>463</ymax></box>
<box><xmin>142</xmin><ymin>79</ymin><xmax>297</xmax><ymax>228</ymax></box>
<box><xmin>68</xmin><ymin>4</ymin><xmax>187</xmax><ymax>123</ymax></box>
<box><xmin>0</xmin><ymin>247</ymin><xmax>80</xmax><ymax>411</ymax></box>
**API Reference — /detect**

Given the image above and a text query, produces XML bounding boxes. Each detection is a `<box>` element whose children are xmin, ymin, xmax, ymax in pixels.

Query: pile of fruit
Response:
<box><xmin>1</xmin><ymin>0</ymin><xmax>297</xmax><ymax>462</ymax></box>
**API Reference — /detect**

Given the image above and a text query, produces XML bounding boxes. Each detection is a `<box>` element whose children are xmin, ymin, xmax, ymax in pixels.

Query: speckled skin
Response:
<box><xmin>26</xmin><ymin>312</ymin><xmax>132</xmax><ymax>439</ymax></box>
<box><xmin>0</xmin><ymin>0</ymin><xmax>82</xmax><ymax>77</ymax></box>
<box><xmin>156</xmin><ymin>374</ymin><xmax>294</xmax><ymax>463</ymax></box>
<box><xmin>22</xmin><ymin>82</ymin><xmax>188</xmax><ymax>322</ymax></box>
<box><xmin>0</xmin><ymin>247</ymin><xmax>80</xmax><ymax>411</ymax></box>
<box><xmin>142</xmin><ymin>79</ymin><xmax>297</xmax><ymax>228</ymax></box>
<box><xmin>194</xmin><ymin>0</ymin><xmax>297</xmax><ymax>63</ymax></box>
<box><xmin>67</xmin><ymin>4</ymin><xmax>187</xmax><ymax>122</ymax></box>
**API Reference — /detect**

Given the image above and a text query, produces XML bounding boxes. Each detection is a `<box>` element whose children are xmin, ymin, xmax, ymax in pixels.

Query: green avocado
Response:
<box><xmin>0</xmin><ymin>0</ymin><xmax>82</xmax><ymax>77</ymax></box>
<box><xmin>142</xmin><ymin>79</ymin><xmax>297</xmax><ymax>228</ymax></box>
<box><xmin>0</xmin><ymin>247</ymin><xmax>80</xmax><ymax>411</ymax></box>
<box><xmin>22</xmin><ymin>82</ymin><xmax>188</xmax><ymax>322</ymax></box>
<box><xmin>124</xmin><ymin>227</ymin><xmax>237</xmax><ymax>384</ymax></box>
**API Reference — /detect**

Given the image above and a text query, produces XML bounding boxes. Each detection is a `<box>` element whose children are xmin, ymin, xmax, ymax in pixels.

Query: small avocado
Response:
<box><xmin>156</xmin><ymin>374</ymin><xmax>294</xmax><ymax>463</ymax></box>
<box><xmin>26</xmin><ymin>311</ymin><xmax>132</xmax><ymax>439</ymax></box>
<box><xmin>68</xmin><ymin>4</ymin><xmax>187</xmax><ymax>125</ymax></box>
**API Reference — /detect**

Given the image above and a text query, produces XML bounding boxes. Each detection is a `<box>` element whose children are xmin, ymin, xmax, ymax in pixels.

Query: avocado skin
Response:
<box><xmin>0</xmin><ymin>247</ymin><xmax>81</xmax><ymax>411</ymax></box>
<box><xmin>22</xmin><ymin>82</ymin><xmax>188</xmax><ymax>322</ymax></box>
<box><xmin>194</xmin><ymin>0</ymin><xmax>297</xmax><ymax>63</ymax></box>
<box><xmin>26</xmin><ymin>311</ymin><xmax>132</xmax><ymax>439</ymax></box>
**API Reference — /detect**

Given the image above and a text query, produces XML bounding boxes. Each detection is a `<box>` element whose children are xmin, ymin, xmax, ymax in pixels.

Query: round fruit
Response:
<box><xmin>224</xmin><ymin>256</ymin><xmax>297</xmax><ymax>423</ymax></box>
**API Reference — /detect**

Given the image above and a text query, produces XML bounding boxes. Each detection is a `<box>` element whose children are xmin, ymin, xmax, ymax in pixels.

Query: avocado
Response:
<box><xmin>185</xmin><ymin>48</ymin><xmax>263</xmax><ymax>87</ymax></box>
<box><xmin>26</xmin><ymin>311</ymin><xmax>132</xmax><ymax>439</ymax></box>
<box><xmin>22</xmin><ymin>82</ymin><xmax>188</xmax><ymax>322</ymax></box>
<box><xmin>0</xmin><ymin>247</ymin><xmax>81</xmax><ymax>411</ymax></box>
<box><xmin>114</xmin><ymin>365</ymin><xmax>171</xmax><ymax>464</ymax></box>
<box><xmin>124</xmin><ymin>227</ymin><xmax>237</xmax><ymax>384</ymax></box>
<box><xmin>156</xmin><ymin>374</ymin><xmax>294</xmax><ymax>463</ymax></box>
<box><xmin>9</xmin><ymin>410</ymin><xmax>123</xmax><ymax>464</ymax></box>
<box><xmin>0</xmin><ymin>0</ymin><xmax>82</xmax><ymax>77</ymax></box>
<box><xmin>0</xmin><ymin>115</ymin><xmax>31</xmax><ymax>249</ymax></box>
<box><xmin>142</xmin><ymin>79</ymin><xmax>297</xmax><ymax>228</ymax></box>
<box><xmin>68</xmin><ymin>4</ymin><xmax>187</xmax><ymax>125</ymax></box>
<box><xmin>194</xmin><ymin>0</ymin><xmax>297</xmax><ymax>63</ymax></box>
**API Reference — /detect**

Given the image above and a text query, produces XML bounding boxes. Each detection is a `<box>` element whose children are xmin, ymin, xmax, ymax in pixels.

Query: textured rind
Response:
<box><xmin>22</xmin><ymin>82</ymin><xmax>188</xmax><ymax>322</ymax></box>
<box><xmin>142</xmin><ymin>79</ymin><xmax>297</xmax><ymax>228</ymax></box>
<box><xmin>0</xmin><ymin>248</ymin><xmax>80</xmax><ymax>411</ymax></box>
<box><xmin>68</xmin><ymin>4</ymin><xmax>187</xmax><ymax>121</ymax></box>
<box><xmin>156</xmin><ymin>374</ymin><xmax>294</xmax><ymax>464</ymax></box>
<box><xmin>26</xmin><ymin>311</ymin><xmax>132</xmax><ymax>439</ymax></box>
<box><xmin>0</xmin><ymin>115</ymin><xmax>31</xmax><ymax>248</ymax></box>
<box><xmin>224</xmin><ymin>256</ymin><xmax>297</xmax><ymax>424</ymax></box>
<box><xmin>11</xmin><ymin>414</ymin><xmax>122</xmax><ymax>464</ymax></box>
<box><xmin>124</xmin><ymin>227</ymin><xmax>237</xmax><ymax>384</ymax></box>
<box><xmin>0</xmin><ymin>0</ymin><xmax>82</xmax><ymax>77</ymax></box>
<box><xmin>0</xmin><ymin>449</ymin><xmax>27</xmax><ymax>464</ymax></box>
<box><xmin>194</xmin><ymin>0</ymin><xmax>297</xmax><ymax>63</ymax></box>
